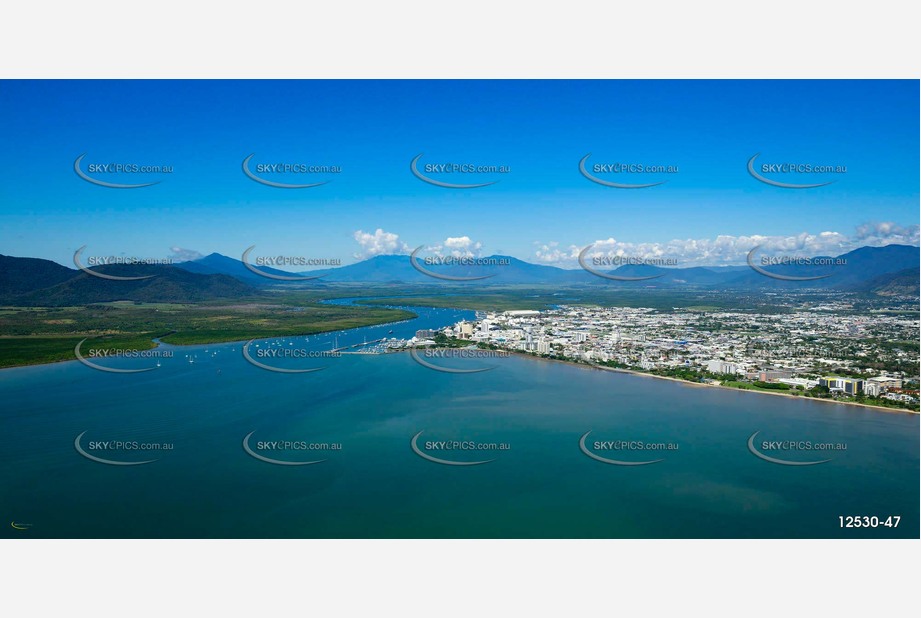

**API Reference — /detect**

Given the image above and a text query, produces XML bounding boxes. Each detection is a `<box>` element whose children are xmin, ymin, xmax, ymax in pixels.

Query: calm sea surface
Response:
<box><xmin>1</xmin><ymin>302</ymin><xmax>917</xmax><ymax>538</ymax></box>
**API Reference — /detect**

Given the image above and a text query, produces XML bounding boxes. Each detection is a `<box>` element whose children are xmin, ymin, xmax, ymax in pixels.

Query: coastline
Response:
<box><xmin>0</xmin><ymin>314</ymin><xmax>420</xmax><ymax>371</ymax></box>
<box><xmin>505</xmin><ymin>349</ymin><xmax>919</xmax><ymax>416</ymax></box>
<box><xmin>3</xmin><ymin>304</ymin><xmax>918</xmax><ymax>417</ymax></box>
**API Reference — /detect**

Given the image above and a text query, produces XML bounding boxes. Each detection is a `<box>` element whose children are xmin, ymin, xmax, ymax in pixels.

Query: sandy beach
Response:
<box><xmin>505</xmin><ymin>349</ymin><xmax>919</xmax><ymax>416</ymax></box>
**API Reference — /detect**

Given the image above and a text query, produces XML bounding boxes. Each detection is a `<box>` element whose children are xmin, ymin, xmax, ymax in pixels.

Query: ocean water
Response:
<box><xmin>1</xmin><ymin>304</ymin><xmax>917</xmax><ymax>538</ymax></box>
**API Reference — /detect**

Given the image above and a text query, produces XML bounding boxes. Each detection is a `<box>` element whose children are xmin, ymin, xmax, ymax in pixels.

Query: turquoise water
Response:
<box><xmin>1</xmin><ymin>304</ymin><xmax>917</xmax><ymax>538</ymax></box>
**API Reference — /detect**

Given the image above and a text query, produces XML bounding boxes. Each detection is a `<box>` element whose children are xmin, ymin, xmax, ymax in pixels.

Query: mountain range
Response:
<box><xmin>0</xmin><ymin>244</ymin><xmax>917</xmax><ymax>306</ymax></box>
<box><xmin>177</xmin><ymin>244</ymin><xmax>920</xmax><ymax>291</ymax></box>
<box><xmin>0</xmin><ymin>256</ymin><xmax>256</xmax><ymax>306</ymax></box>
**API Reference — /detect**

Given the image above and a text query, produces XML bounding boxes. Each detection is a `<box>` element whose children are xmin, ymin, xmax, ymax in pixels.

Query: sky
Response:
<box><xmin>0</xmin><ymin>80</ymin><xmax>918</xmax><ymax>270</ymax></box>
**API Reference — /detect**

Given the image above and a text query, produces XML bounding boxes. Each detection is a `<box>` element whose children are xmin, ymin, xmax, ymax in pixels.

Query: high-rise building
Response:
<box><xmin>706</xmin><ymin>359</ymin><xmax>738</xmax><ymax>374</ymax></box>
<box><xmin>819</xmin><ymin>377</ymin><xmax>864</xmax><ymax>394</ymax></box>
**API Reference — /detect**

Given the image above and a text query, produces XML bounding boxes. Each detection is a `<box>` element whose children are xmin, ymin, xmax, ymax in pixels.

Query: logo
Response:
<box><xmin>10</xmin><ymin>521</ymin><xmax>32</xmax><ymax>531</ymax></box>
<box><xmin>241</xmin><ymin>154</ymin><xmax>332</xmax><ymax>189</ymax></box>
<box><xmin>746</xmin><ymin>153</ymin><xmax>837</xmax><ymax>189</ymax></box>
<box><xmin>409</xmin><ymin>346</ymin><xmax>502</xmax><ymax>374</ymax></box>
<box><xmin>746</xmin><ymin>245</ymin><xmax>833</xmax><ymax>282</ymax></box>
<box><xmin>409</xmin><ymin>154</ymin><xmax>501</xmax><ymax>189</ymax></box>
<box><xmin>241</xmin><ymin>339</ymin><xmax>328</xmax><ymax>374</ymax></box>
<box><xmin>578</xmin><ymin>244</ymin><xmax>665</xmax><ymax>281</ymax></box>
<box><xmin>408</xmin><ymin>245</ymin><xmax>496</xmax><ymax>281</ymax></box>
<box><xmin>73</xmin><ymin>153</ymin><xmax>162</xmax><ymax>189</ymax></box>
<box><xmin>578</xmin><ymin>431</ymin><xmax>666</xmax><ymax>466</ymax></box>
<box><xmin>240</xmin><ymin>246</ymin><xmax>326</xmax><ymax>281</ymax></box>
<box><xmin>241</xmin><ymin>431</ymin><xmax>328</xmax><ymax>466</ymax></box>
<box><xmin>73</xmin><ymin>245</ymin><xmax>157</xmax><ymax>281</ymax></box>
<box><xmin>74</xmin><ymin>431</ymin><xmax>159</xmax><ymax>466</ymax></box>
<box><xmin>74</xmin><ymin>339</ymin><xmax>159</xmax><ymax>374</ymax></box>
<box><xmin>410</xmin><ymin>431</ymin><xmax>498</xmax><ymax>466</ymax></box>
<box><xmin>578</xmin><ymin>153</ymin><xmax>669</xmax><ymax>189</ymax></box>
<box><xmin>746</xmin><ymin>431</ymin><xmax>833</xmax><ymax>466</ymax></box>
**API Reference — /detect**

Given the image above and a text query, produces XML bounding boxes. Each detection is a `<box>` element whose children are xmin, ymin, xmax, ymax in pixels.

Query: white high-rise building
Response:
<box><xmin>706</xmin><ymin>359</ymin><xmax>739</xmax><ymax>374</ymax></box>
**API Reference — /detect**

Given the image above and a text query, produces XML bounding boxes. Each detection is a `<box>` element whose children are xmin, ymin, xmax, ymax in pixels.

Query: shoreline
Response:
<box><xmin>505</xmin><ymin>349</ymin><xmax>919</xmax><ymax>416</ymax></box>
<box><xmin>0</xmin><ymin>313</ymin><xmax>421</xmax><ymax>372</ymax></box>
<box><xmin>3</xmin><ymin>302</ymin><xmax>918</xmax><ymax>417</ymax></box>
<box><xmin>0</xmin><ymin>296</ymin><xmax>426</xmax><ymax>371</ymax></box>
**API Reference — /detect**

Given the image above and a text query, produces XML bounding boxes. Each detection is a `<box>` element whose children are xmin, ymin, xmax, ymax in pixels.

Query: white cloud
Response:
<box><xmin>169</xmin><ymin>246</ymin><xmax>203</xmax><ymax>262</ymax></box>
<box><xmin>533</xmin><ymin>222</ymin><xmax>920</xmax><ymax>268</ymax></box>
<box><xmin>352</xmin><ymin>229</ymin><xmax>411</xmax><ymax>259</ymax></box>
<box><xmin>534</xmin><ymin>242</ymin><xmax>580</xmax><ymax>264</ymax></box>
<box><xmin>854</xmin><ymin>221</ymin><xmax>920</xmax><ymax>246</ymax></box>
<box><xmin>427</xmin><ymin>236</ymin><xmax>483</xmax><ymax>258</ymax></box>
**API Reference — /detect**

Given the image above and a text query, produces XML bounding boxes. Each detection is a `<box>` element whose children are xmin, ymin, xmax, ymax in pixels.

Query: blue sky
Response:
<box><xmin>0</xmin><ymin>80</ymin><xmax>918</xmax><ymax>269</ymax></box>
